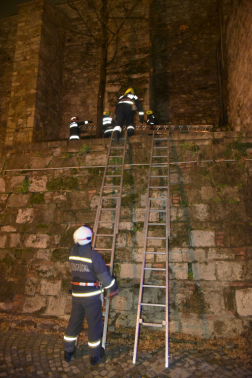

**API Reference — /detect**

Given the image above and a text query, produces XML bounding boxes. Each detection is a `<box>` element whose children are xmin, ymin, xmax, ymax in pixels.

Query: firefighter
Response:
<box><xmin>63</xmin><ymin>225</ymin><xmax>119</xmax><ymax>365</ymax></box>
<box><xmin>146</xmin><ymin>110</ymin><xmax>158</xmax><ymax>130</ymax></box>
<box><xmin>114</xmin><ymin>88</ymin><xmax>144</xmax><ymax>141</ymax></box>
<box><xmin>102</xmin><ymin>111</ymin><xmax>116</xmax><ymax>138</ymax></box>
<box><xmin>69</xmin><ymin>116</ymin><xmax>92</xmax><ymax>140</ymax></box>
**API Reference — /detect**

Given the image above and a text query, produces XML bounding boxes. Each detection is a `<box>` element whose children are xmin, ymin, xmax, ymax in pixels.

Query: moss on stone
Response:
<box><xmin>46</xmin><ymin>177</ymin><xmax>79</xmax><ymax>191</ymax></box>
<box><xmin>17</xmin><ymin>176</ymin><xmax>30</xmax><ymax>194</ymax></box>
<box><xmin>51</xmin><ymin>248</ymin><xmax>69</xmax><ymax>262</ymax></box>
<box><xmin>14</xmin><ymin>249</ymin><xmax>34</xmax><ymax>260</ymax></box>
<box><xmin>30</xmin><ymin>193</ymin><xmax>45</xmax><ymax>205</ymax></box>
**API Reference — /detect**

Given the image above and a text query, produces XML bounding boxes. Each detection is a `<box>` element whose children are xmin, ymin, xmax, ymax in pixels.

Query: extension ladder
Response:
<box><xmin>92</xmin><ymin>132</ymin><xmax>127</xmax><ymax>349</ymax></box>
<box><xmin>133</xmin><ymin>131</ymin><xmax>171</xmax><ymax>368</ymax></box>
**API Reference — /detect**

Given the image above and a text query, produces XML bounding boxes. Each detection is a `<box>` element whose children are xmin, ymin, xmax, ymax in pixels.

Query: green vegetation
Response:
<box><xmin>17</xmin><ymin>176</ymin><xmax>29</xmax><ymax>194</ymax></box>
<box><xmin>79</xmin><ymin>144</ymin><xmax>91</xmax><ymax>155</ymax></box>
<box><xmin>30</xmin><ymin>193</ymin><xmax>45</xmax><ymax>205</ymax></box>
<box><xmin>62</xmin><ymin>152</ymin><xmax>72</xmax><ymax>160</ymax></box>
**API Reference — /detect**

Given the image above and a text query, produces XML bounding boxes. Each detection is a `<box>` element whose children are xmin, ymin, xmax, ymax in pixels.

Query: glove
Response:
<box><xmin>107</xmin><ymin>289</ymin><xmax>119</xmax><ymax>299</ymax></box>
<box><xmin>84</xmin><ymin>120</ymin><xmax>93</xmax><ymax>124</ymax></box>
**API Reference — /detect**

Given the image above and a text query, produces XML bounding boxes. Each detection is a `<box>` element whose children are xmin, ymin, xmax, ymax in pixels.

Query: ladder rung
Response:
<box><xmin>96</xmin><ymin>234</ymin><xmax>114</xmax><ymax>237</ymax></box>
<box><xmin>146</xmin><ymin>237</ymin><xmax>166</xmax><ymax>240</ymax></box>
<box><xmin>111</xmin><ymin>147</ymin><xmax>124</xmax><ymax>149</ymax></box>
<box><xmin>141</xmin><ymin>303</ymin><xmax>166</xmax><ymax>307</ymax></box>
<box><xmin>149</xmin><ymin>209</ymin><xmax>166</xmax><ymax>212</ymax></box>
<box><xmin>145</xmin><ymin>252</ymin><xmax>166</xmax><ymax>255</ymax></box>
<box><xmin>149</xmin><ymin>186</ymin><xmax>168</xmax><ymax>189</ymax></box>
<box><xmin>150</xmin><ymin>175</ymin><xmax>168</xmax><ymax>178</ymax></box>
<box><xmin>95</xmin><ymin>248</ymin><xmax>112</xmax><ymax>251</ymax></box>
<box><xmin>154</xmin><ymin>138</ymin><xmax>167</xmax><ymax>141</ymax></box>
<box><xmin>101</xmin><ymin>208</ymin><xmax>116</xmax><ymax>211</ymax></box>
<box><xmin>143</xmin><ymin>285</ymin><xmax>166</xmax><ymax>288</ymax></box>
<box><xmin>102</xmin><ymin>196</ymin><xmax>119</xmax><ymax>199</ymax></box>
<box><xmin>109</xmin><ymin>156</ymin><xmax>124</xmax><ymax>158</ymax></box>
<box><xmin>148</xmin><ymin>223</ymin><xmax>166</xmax><ymax>225</ymax></box>
<box><xmin>141</xmin><ymin>322</ymin><xmax>164</xmax><ymax>327</ymax></box>
<box><xmin>144</xmin><ymin>267</ymin><xmax>166</xmax><ymax>271</ymax></box>
<box><xmin>103</xmin><ymin>185</ymin><xmax>120</xmax><ymax>188</ymax></box>
<box><xmin>108</xmin><ymin>165</ymin><xmax>123</xmax><ymax>167</ymax></box>
<box><xmin>153</xmin><ymin>147</ymin><xmax>167</xmax><ymax>149</ymax></box>
<box><xmin>151</xmin><ymin>165</ymin><xmax>167</xmax><ymax>167</ymax></box>
<box><xmin>98</xmin><ymin>221</ymin><xmax>115</xmax><ymax>223</ymax></box>
<box><xmin>152</xmin><ymin>156</ymin><xmax>167</xmax><ymax>158</ymax></box>
<box><xmin>149</xmin><ymin>197</ymin><xmax>168</xmax><ymax>200</ymax></box>
<box><xmin>105</xmin><ymin>175</ymin><xmax>121</xmax><ymax>177</ymax></box>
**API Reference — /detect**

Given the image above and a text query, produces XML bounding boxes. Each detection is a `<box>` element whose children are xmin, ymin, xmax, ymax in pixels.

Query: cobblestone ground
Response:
<box><xmin>0</xmin><ymin>331</ymin><xmax>252</xmax><ymax>378</ymax></box>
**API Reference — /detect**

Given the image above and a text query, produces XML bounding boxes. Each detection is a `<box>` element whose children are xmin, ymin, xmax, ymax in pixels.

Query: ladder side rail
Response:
<box><xmin>102</xmin><ymin>135</ymin><xmax>127</xmax><ymax>348</ymax></box>
<box><xmin>133</xmin><ymin>132</ymin><xmax>155</xmax><ymax>364</ymax></box>
<box><xmin>93</xmin><ymin>135</ymin><xmax>114</xmax><ymax>246</ymax></box>
<box><xmin>165</xmin><ymin>131</ymin><xmax>170</xmax><ymax>368</ymax></box>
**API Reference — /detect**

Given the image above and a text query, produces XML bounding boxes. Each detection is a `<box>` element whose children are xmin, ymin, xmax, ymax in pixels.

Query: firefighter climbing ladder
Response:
<box><xmin>133</xmin><ymin>131</ymin><xmax>171</xmax><ymax>368</ymax></box>
<box><xmin>92</xmin><ymin>133</ymin><xmax>127</xmax><ymax>349</ymax></box>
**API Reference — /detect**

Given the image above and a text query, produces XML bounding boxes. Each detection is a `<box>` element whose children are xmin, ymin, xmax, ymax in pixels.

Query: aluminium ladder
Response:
<box><xmin>133</xmin><ymin>131</ymin><xmax>171</xmax><ymax>368</ymax></box>
<box><xmin>92</xmin><ymin>132</ymin><xmax>127</xmax><ymax>349</ymax></box>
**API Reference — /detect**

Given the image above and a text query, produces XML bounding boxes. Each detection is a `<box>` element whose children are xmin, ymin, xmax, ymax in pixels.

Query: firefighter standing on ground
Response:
<box><xmin>69</xmin><ymin>116</ymin><xmax>92</xmax><ymax>140</ymax></box>
<box><xmin>114</xmin><ymin>88</ymin><xmax>144</xmax><ymax>141</ymax></box>
<box><xmin>63</xmin><ymin>226</ymin><xmax>119</xmax><ymax>365</ymax></box>
<box><xmin>102</xmin><ymin>111</ymin><xmax>116</xmax><ymax>138</ymax></box>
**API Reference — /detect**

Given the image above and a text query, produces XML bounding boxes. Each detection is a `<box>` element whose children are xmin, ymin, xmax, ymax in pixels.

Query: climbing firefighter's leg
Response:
<box><xmin>114</xmin><ymin>104</ymin><xmax>126</xmax><ymax>142</ymax></box>
<box><xmin>63</xmin><ymin>297</ymin><xmax>85</xmax><ymax>353</ymax></box>
<box><xmin>126</xmin><ymin>106</ymin><xmax>135</xmax><ymax>137</ymax></box>
<box><xmin>84</xmin><ymin>295</ymin><xmax>103</xmax><ymax>360</ymax></box>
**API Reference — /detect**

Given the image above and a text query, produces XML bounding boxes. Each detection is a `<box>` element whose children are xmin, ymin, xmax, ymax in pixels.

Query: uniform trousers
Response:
<box><xmin>64</xmin><ymin>294</ymin><xmax>103</xmax><ymax>357</ymax></box>
<box><xmin>115</xmin><ymin>103</ymin><xmax>135</xmax><ymax>137</ymax></box>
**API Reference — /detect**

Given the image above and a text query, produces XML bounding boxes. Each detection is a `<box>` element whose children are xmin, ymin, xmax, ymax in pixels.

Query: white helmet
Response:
<box><xmin>71</xmin><ymin>116</ymin><xmax>78</xmax><ymax>121</ymax></box>
<box><xmin>73</xmin><ymin>226</ymin><xmax>93</xmax><ymax>245</ymax></box>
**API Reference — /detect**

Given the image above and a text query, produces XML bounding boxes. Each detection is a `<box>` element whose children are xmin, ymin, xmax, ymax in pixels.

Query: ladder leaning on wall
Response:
<box><xmin>133</xmin><ymin>131</ymin><xmax>171</xmax><ymax>368</ymax></box>
<box><xmin>92</xmin><ymin>132</ymin><xmax>127</xmax><ymax>349</ymax></box>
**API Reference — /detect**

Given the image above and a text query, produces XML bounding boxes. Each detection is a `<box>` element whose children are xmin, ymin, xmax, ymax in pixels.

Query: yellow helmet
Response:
<box><xmin>103</xmin><ymin>111</ymin><xmax>110</xmax><ymax>116</ymax></box>
<box><xmin>124</xmin><ymin>88</ymin><xmax>134</xmax><ymax>95</ymax></box>
<box><xmin>146</xmin><ymin>110</ymin><xmax>153</xmax><ymax>115</ymax></box>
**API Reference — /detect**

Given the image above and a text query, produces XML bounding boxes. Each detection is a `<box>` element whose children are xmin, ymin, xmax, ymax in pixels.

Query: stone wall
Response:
<box><xmin>0</xmin><ymin>16</ymin><xmax>17</xmax><ymax>145</ymax></box>
<box><xmin>223</xmin><ymin>0</ymin><xmax>252</xmax><ymax>131</ymax></box>
<box><xmin>151</xmin><ymin>0</ymin><xmax>220</xmax><ymax>126</ymax></box>
<box><xmin>0</xmin><ymin>131</ymin><xmax>252</xmax><ymax>340</ymax></box>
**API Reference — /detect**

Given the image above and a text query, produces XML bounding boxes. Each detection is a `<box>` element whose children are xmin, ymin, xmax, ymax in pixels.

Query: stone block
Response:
<box><xmin>191</xmin><ymin>204</ymin><xmax>210</xmax><ymax>221</ymax></box>
<box><xmin>171</xmin><ymin>207</ymin><xmax>187</xmax><ymax>222</ymax></box>
<box><xmin>190</xmin><ymin>230</ymin><xmax>215</xmax><ymax>247</ymax></box>
<box><xmin>116</xmin><ymin>233</ymin><xmax>127</xmax><ymax>247</ymax></box>
<box><xmin>29</xmin><ymin>176</ymin><xmax>47</xmax><ymax>192</ymax></box>
<box><xmin>213</xmin><ymin>318</ymin><xmax>244</xmax><ymax>338</ymax></box>
<box><xmin>85</xmin><ymin>153</ymin><xmax>107</xmax><ymax>166</ymax></box>
<box><xmin>201</xmin><ymin>186</ymin><xmax>217</xmax><ymax>201</ymax></box>
<box><xmin>119</xmin><ymin>222</ymin><xmax>132</xmax><ymax>230</ymax></box>
<box><xmin>180</xmin><ymin>316</ymin><xmax>214</xmax><ymax>338</ymax></box>
<box><xmin>1</xmin><ymin>225</ymin><xmax>16</xmax><ymax>232</ymax></box>
<box><xmin>216</xmin><ymin>261</ymin><xmax>243</xmax><ymax>281</ymax></box>
<box><xmin>45</xmin><ymin>296</ymin><xmax>67</xmax><ymax>316</ymax></box>
<box><xmin>22</xmin><ymin>296</ymin><xmax>47</xmax><ymax>313</ymax></box>
<box><xmin>236</xmin><ymin>288</ymin><xmax>252</xmax><ymax>316</ymax></box>
<box><xmin>40</xmin><ymin>280</ymin><xmax>61</xmax><ymax>296</ymax></box>
<box><xmin>16</xmin><ymin>208</ymin><xmax>34</xmax><ymax>223</ymax></box>
<box><xmin>135</xmin><ymin>208</ymin><xmax>145</xmax><ymax>222</ymax></box>
<box><xmin>30</xmin><ymin>156</ymin><xmax>52</xmax><ymax>168</ymax></box>
<box><xmin>170</xmin><ymin>262</ymin><xmax>188</xmax><ymax>280</ymax></box>
<box><xmin>36</xmin><ymin>249</ymin><xmax>51</xmax><ymax>260</ymax></box>
<box><xmin>25</xmin><ymin>277</ymin><xmax>37</xmax><ymax>296</ymax></box>
<box><xmin>0</xmin><ymin>235</ymin><xmax>7</xmax><ymax>248</ymax></box>
<box><xmin>169</xmin><ymin>249</ymin><xmax>183</xmax><ymax>263</ymax></box>
<box><xmin>112</xmin><ymin>289</ymin><xmax>133</xmax><ymax>311</ymax></box>
<box><xmin>0</xmin><ymin>178</ymin><xmax>6</xmax><ymax>192</ymax></box>
<box><xmin>208</xmin><ymin>248</ymin><xmax>234</xmax><ymax>261</ymax></box>
<box><xmin>9</xmin><ymin>233</ymin><xmax>21</xmax><ymax>248</ymax></box>
<box><xmin>192</xmin><ymin>262</ymin><xmax>216</xmax><ymax>281</ymax></box>
<box><xmin>119</xmin><ymin>263</ymin><xmax>141</xmax><ymax>279</ymax></box>
<box><xmin>7</xmin><ymin>193</ymin><xmax>30</xmax><ymax>208</ymax></box>
<box><xmin>8</xmin><ymin>176</ymin><xmax>25</xmax><ymax>191</ymax></box>
<box><xmin>205</xmin><ymin>291</ymin><xmax>226</xmax><ymax>315</ymax></box>
<box><xmin>24</xmin><ymin>234</ymin><xmax>50</xmax><ymax>248</ymax></box>
<box><xmin>67</xmin><ymin>192</ymin><xmax>89</xmax><ymax>210</ymax></box>
<box><xmin>221</xmin><ymin>187</ymin><xmax>240</xmax><ymax>201</ymax></box>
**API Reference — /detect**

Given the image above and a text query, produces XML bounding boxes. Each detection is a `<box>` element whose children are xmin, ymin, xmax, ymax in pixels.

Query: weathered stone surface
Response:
<box><xmin>190</xmin><ymin>231</ymin><xmax>215</xmax><ymax>247</ymax></box>
<box><xmin>40</xmin><ymin>280</ymin><xmax>61</xmax><ymax>296</ymax></box>
<box><xmin>24</xmin><ymin>278</ymin><xmax>37</xmax><ymax>296</ymax></box>
<box><xmin>235</xmin><ymin>288</ymin><xmax>252</xmax><ymax>316</ymax></box>
<box><xmin>1</xmin><ymin>225</ymin><xmax>16</xmax><ymax>232</ymax></box>
<box><xmin>191</xmin><ymin>204</ymin><xmax>210</xmax><ymax>221</ymax></box>
<box><xmin>7</xmin><ymin>194</ymin><xmax>30</xmax><ymax>208</ymax></box>
<box><xmin>29</xmin><ymin>176</ymin><xmax>47</xmax><ymax>192</ymax></box>
<box><xmin>170</xmin><ymin>262</ymin><xmax>188</xmax><ymax>280</ymax></box>
<box><xmin>16</xmin><ymin>208</ymin><xmax>34</xmax><ymax>223</ymax></box>
<box><xmin>0</xmin><ymin>235</ymin><xmax>7</xmax><ymax>248</ymax></box>
<box><xmin>22</xmin><ymin>296</ymin><xmax>47</xmax><ymax>313</ymax></box>
<box><xmin>0</xmin><ymin>178</ymin><xmax>6</xmax><ymax>192</ymax></box>
<box><xmin>44</xmin><ymin>296</ymin><xmax>67</xmax><ymax>316</ymax></box>
<box><xmin>24</xmin><ymin>234</ymin><xmax>50</xmax><ymax>249</ymax></box>
<box><xmin>9</xmin><ymin>234</ymin><xmax>21</xmax><ymax>248</ymax></box>
<box><xmin>119</xmin><ymin>263</ymin><xmax>141</xmax><ymax>279</ymax></box>
<box><xmin>112</xmin><ymin>288</ymin><xmax>133</xmax><ymax>311</ymax></box>
<box><xmin>216</xmin><ymin>261</ymin><xmax>243</xmax><ymax>281</ymax></box>
<box><xmin>193</xmin><ymin>262</ymin><xmax>216</xmax><ymax>281</ymax></box>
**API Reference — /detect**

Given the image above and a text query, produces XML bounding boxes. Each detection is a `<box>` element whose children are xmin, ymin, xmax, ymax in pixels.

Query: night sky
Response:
<box><xmin>0</xmin><ymin>0</ymin><xmax>67</xmax><ymax>19</ymax></box>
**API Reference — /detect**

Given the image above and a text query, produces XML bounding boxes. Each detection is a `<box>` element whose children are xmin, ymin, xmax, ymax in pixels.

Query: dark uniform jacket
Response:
<box><xmin>69</xmin><ymin>243</ymin><xmax>117</xmax><ymax>297</ymax></box>
<box><xmin>146</xmin><ymin>114</ymin><xmax>158</xmax><ymax>129</ymax></box>
<box><xmin>70</xmin><ymin>120</ymin><xmax>88</xmax><ymax>140</ymax></box>
<box><xmin>116</xmin><ymin>93</ymin><xmax>144</xmax><ymax>122</ymax></box>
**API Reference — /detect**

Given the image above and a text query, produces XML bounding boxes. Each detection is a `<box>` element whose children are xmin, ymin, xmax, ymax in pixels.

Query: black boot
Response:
<box><xmin>90</xmin><ymin>347</ymin><xmax>105</xmax><ymax>366</ymax></box>
<box><xmin>64</xmin><ymin>350</ymin><xmax>74</xmax><ymax>363</ymax></box>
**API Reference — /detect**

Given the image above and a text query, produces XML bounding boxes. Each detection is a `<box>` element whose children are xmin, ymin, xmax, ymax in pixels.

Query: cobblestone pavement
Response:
<box><xmin>0</xmin><ymin>331</ymin><xmax>251</xmax><ymax>378</ymax></box>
